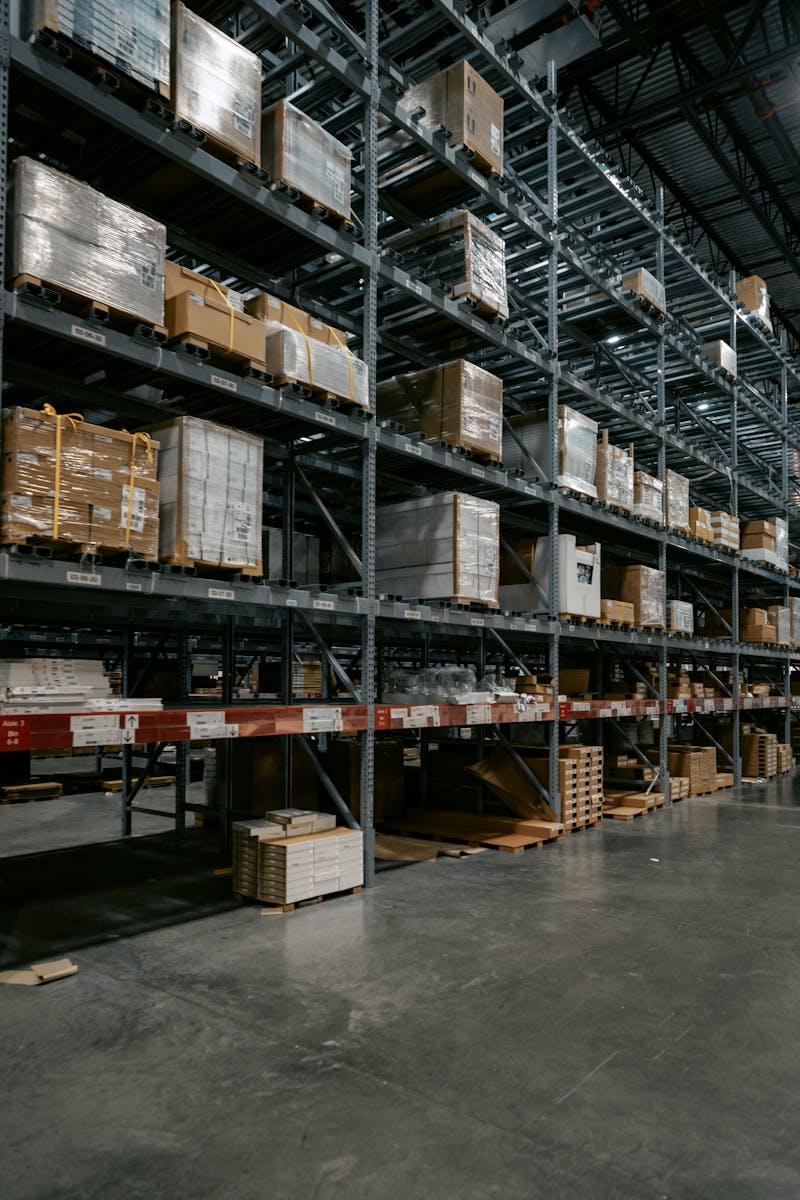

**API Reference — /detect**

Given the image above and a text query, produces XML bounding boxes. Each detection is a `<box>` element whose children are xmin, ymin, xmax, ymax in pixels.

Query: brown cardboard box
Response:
<box><xmin>261</xmin><ymin>100</ymin><xmax>352</xmax><ymax>221</ymax></box>
<box><xmin>741</xmin><ymin>533</ymin><xmax>776</xmax><ymax>551</ymax></box>
<box><xmin>400</xmin><ymin>61</ymin><xmax>503</xmax><ymax>176</ymax></box>
<box><xmin>601</xmin><ymin>598</ymin><xmax>635</xmax><ymax>624</ymax></box>
<box><xmin>736</xmin><ymin>275</ymin><xmax>772</xmax><ymax>332</ymax></box>
<box><xmin>245</xmin><ymin>293</ymin><xmax>348</xmax><ymax>348</ymax></box>
<box><xmin>595</xmin><ymin>432</ymin><xmax>634</xmax><ymax>512</ymax></box>
<box><xmin>689</xmin><ymin>506</ymin><xmax>714</xmax><ymax>543</ymax></box>
<box><xmin>377</xmin><ymin>360</ymin><xmax>503</xmax><ymax>461</ymax></box>
<box><xmin>559</xmin><ymin>669</ymin><xmax>591</xmax><ymax>696</ymax></box>
<box><xmin>602</xmin><ymin>565</ymin><xmax>665</xmax><ymax>628</ymax></box>
<box><xmin>466</xmin><ymin>746</ymin><xmax>558</xmax><ymax>822</ymax></box>
<box><xmin>164</xmin><ymin>263</ymin><xmax>266</xmax><ymax>368</ymax></box>
<box><xmin>622</xmin><ymin>267</ymin><xmax>667</xmax><ymax>314</ymax></box>
<box><xmin>1</xmin><ymin>406</ymin><xmax>160</xmax><ymax>556</ymax></box>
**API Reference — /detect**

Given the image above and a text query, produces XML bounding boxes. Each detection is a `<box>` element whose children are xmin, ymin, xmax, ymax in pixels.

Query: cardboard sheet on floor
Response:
<box><xmin>374</xmin><ymin>833</ymin><xmax>485</xmax><ymax>861</ymax></box>
<box><xmin>466</xmin><ymin>747</ymin><xmax>558</xmax><ymax>821</ymax></box>
<box><xmin>0</xmin><ymin>958</ymin><xmax>77</xmax><ymax>986</ymax></box>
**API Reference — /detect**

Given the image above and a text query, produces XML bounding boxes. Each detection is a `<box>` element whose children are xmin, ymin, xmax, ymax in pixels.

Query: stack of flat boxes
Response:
<box><xmin>742</xmin><ymin>732</ymin><xmax>778</xmax><ymax>779</ymax></box>
<box><xmin>668</xmin><ymin>746</ymin><xmax>717</xmax><ymax>796</ymax></box>
<box><xmin>561</xmin><ymin>745</ymin><xmax>603</xmax><ymax>825</ymax></box>
<box><xmin>710</xmin><ymin>511</ymin><xmax>739</xmax><ymax>551</ymax></box>
<box><xmin>233</xmin><ymin>812</ymin><xmax>363</xmax><ymax>904</ymax></box>
<box><xmin>777</xmin><ymin>744</ymin><xmax>794</xmax><ymax>775</ymax></box>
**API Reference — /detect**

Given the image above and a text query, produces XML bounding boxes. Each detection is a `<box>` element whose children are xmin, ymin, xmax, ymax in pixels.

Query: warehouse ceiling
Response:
<box><xmin>497</xmin><ymin>0</ymin><xmax>800</xmax><ymax>345</ymax></box>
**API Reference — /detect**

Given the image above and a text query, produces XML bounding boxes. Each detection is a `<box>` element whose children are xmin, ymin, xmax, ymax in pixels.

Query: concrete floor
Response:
<box><xmin>2</xmin><ymin>778</ymin><xmax>800</xmax><ymax>1199</ymax></box>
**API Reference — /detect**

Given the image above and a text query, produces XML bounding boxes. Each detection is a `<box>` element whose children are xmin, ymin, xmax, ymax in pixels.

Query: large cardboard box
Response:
<box><xmin>690</xmin><ymin>506</ymin><xmax>714</xmax><ymax>544</ymax></box>
<box><xmin>245</xmin><ymin>292</ymin><xmax>348</xmax><ymax>348</ymax></box>
<box><xmin>388</xmin><ymin>210</ymin><xmax>508</xmax><ymax>320</ymax></box>
<box><xmin>667</xmin><ymin>746</ymin><xmax>716</xmax><ymax>796</ymax></box>
<box><xmin>0</xmin><ymin>406</ymin><xmax>160</xmax><ymax>556</ymax></box>
<box><xmin>702</xmin><ymin>339</ymin><xmax>737</xmax><ymax>377</ymax></box>
<box><xmin>500</xmin><ymin>534</ymin><xmax>600</xmax><ymax>618</ymax></box>
<box><xmin>27</xmin><ymin>0</ymin><xmax>171</xmax><ymax>97</ymax></box>
<box><xmin>633</xmin><ymin>470</ymin><xmax>663</xmax><ymax>523</ymax></box>
<box><xmin>665</xmin><ymin>469</ymin><xmax>691</xmax><ymax>534</ymax></box>
<box><xmin>172</xmin><ymin>2</ymin><xmax>261</xmax><ymax>163</ymax></box>
<box><xmin>740</xmin><ymin>516</ymin><xmax>787</xmax><ymax>568</ymax></box>
<box><xmin>400</xmin><ymin>61</ymin><xmax>503</xmax><ymax>176</ymax></box>
<box><xmin>11</xmin><ymin>157</ymin><xmax>166</xmax><ymax>326</ymax></box>
<box><xmin>602</xmin><ymin>565</ymin><xmax>665</xmax><ymax>629</ymax></box>
<box><xmin>736</xmin><ymin>275</ymin><xmax>772</xmax><ymax>332</ymax></box>
<box><xmin>622</xmin><ymin>267</ymin><xmax>667</xmax><ymax>315</ymax></box>
<box><xmin>261</xmin><ymin>100</ymin><xmax>352</xmax><ymax>221</ymax></box>
<box><xmin>164</xmin><ymin>262</ymin><xmax>266</xmax><ymax>367</ymax></box>
<box><xmin>601</xmin><ymin>598</ymin><xmax>635</xmax><ymax>624</ymax></box>
<box><xmin>377</xmin><ymin>360</ymin><xmax>503</xmax><ymax>461</ymax></box>
<box><xmin>595</xmin><ymin>431</ymin><xmax>633</xmax><ymax>512</ymax></box>
<box><xmin>710</xmin><ymin>511</ymin><xmax>739</xmax><ymax>551</ymax></box>
<box><xmin>503</xmin><ymin>405</ymin><xmax>597</xmax><ymax>497</ymax></box>
<box><xmin>150</xmin><ymin>416</ymin><xmax>263</xmax><ymax>571</ymax></box>
<box><xmin>466</xmin><ymin>746</ymin><xmax>558</xmax><ymax>822</ymax></box>
<box><xmin>263</xmin><ymin>327</ymin><xmax>370</xmax><ymax>409</ymax></box>
<box><xmin>375</xmin><ymin>492</ymin><xmax>499</xmax><ymax>606</ymax></box>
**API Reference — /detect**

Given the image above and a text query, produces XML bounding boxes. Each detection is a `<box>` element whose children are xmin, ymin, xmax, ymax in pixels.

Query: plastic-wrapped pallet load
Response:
<box><xmin>736</xmin><ymin>275</ymin><xmax>772</xmax><ymax>333</ymax></box>
<box><xmin>668</xmin><ymin>600</ymin><xmax>694</xmax><ymax>634</ymax></box>
<box><xmin>399</xmin><ymin>61</ymin><xmax>504</xmax><ymax>176</ymax></box>
<box><xmin>665</xmin><ymin>469</ymin><xmax>691</xmax><ymax>534</ymax></box>
<box><xmin>27</xmin><ymin>0</ymin><xmax>171</xmax><ymax>96</ymax></box>
<box><xmin>768</xmin><ymin>606</ymin><xmax>790</xmax><ymax>645</ymax></box>
<box><xmin>789</xmin><ymin>597</ymin><xmax>800</xmax><ymax>647</ymax></box>
<box><xmin>633</xmin><ymin>470</ymin><xmax>663</xmax><ymax>523</ymax></box>
<box><xmin>388</xmin><ymin>211</ymin><xmax>508</xmax><ymax>320</ymax></box>
<box><xmin>740</xmin><ymin>607</ymin><xmax>775</xmax><ymax>644</ymax></box>
<box><xmin>246</xmin><ymin>292</ymin><xmax>349</xmax><ymax>348</ymax></box>
<box><xmin>0</xmin><ymin>406</ymin><xmax>160</xmax><ymax>557</ymax></box>
<box><xmin>11</xmin><ymin>157</ymin><xmax>166</xmax><ymax>326</ymax></box>
<box><xmin>602</xmin><ymin>565</ymin><xmax>665</xmax><ymax>629</ymax></box>
<box><xmin>709</xmin><ymin>511</ymin><xmax>739</xmax><ymax>551</ymax></box>
<box><xmin>690</xmin><ymin>506</ymin><xmax>714</xmax><ymax>544</ymax></box>
<box><xmin>621</xmin><ymin>267</ymin><xmax>667</xmax><ymax>315</ymax></box>
<box><xmin>164</xmin><ymin>262</ymin><xmax>266</xmax><ymax>368</ymax></box>
<box><xmin>151</xmin><ymin>416</ymin><xmax>263</xmax><ymax>572</ymax></box>
<box><xmin>500</xmin><ymin>535</ymin><xmax>600</xmax><ymax>618</ymax></box>
<box><xmin>595</xmin><ymin>431</ymin><xmax>633</xmax><ymax>512</ymax></box>
<box><xmin>776</xmin><ymin>517</ymin><xmax>788</xmax><ymax>571</ymax></box>
<box><xmin>375</xmin><ymin>492</ymin><xmax>499</xmax><ymax>606</ymax></box>
<box><xmin>503</xmin><ymin>405</ymin><xmax>597</xmax><ymax>497</ymax></box>
<box><xmin>264</xmin><ymin>327</ymin><xmax>369</xmax><ymax>409</ymax></box>
<box><xmin>261</xmin><ymin>100</ymin><xmax>352</xmax><ymax>221</ymax></box>
<box><xmin>377</xmin><ymin>360</ymin><xmax>503</xmax><ymax>462</ymax></box>
<box><xmin>740</xmin><ymin>517</ymin><xmax>787</xmax><ymax>568</ymax></box>
<box><xmin>702</xmin><ymin>340</ymin><xmax>737</xmax><ymax>377</ymax></box>
<box><xmin>172</xmin><ymin>2</ymin><xmax>260</xmax><ymax>163</ymax></box>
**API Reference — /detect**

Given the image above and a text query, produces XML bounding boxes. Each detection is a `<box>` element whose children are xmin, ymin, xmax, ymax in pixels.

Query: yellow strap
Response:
<box><xmin>119</xmin><ymin>432</ymin><xmax>155</xmax><ymax>550</ymax></box>
<box><xmin>286</xmin><ymin>310</ymin><xmax>314</xmax><ymax>388</ymax></box>
<box><xmin>207</xmin><ymin>278</ymin><xmax>236</xmax><ymax>354</ymax></box>
<box><xmin>328</xmin><ymin>327</ymin><xmax>355</xmax><ymax>401</ymax></box>
<box><xmin>41</xmin><ymin>404</ymin><xmax>83</xmax><ymax>539</ymax></box>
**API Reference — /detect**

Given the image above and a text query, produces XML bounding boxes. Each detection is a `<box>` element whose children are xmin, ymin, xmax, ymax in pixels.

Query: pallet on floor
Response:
<box><xmin>602</xmin><ymin>791</ymin><xmax>666</xmax><ymax>821</ymax></box>
<box><xmin>103</xmin><ymin>776</ymin><xmax>174</xmax><ymax>793</ymax></box>
<box><xmin>0</xmin><ymin>781</ymin><xmax>63</xmax><ymax>803</ymax></box>
<box><xmin>232</xmin><ymin>884</ymin><xmax>363</xmax><ymax>914</ymax></box>
<box><xmin>389</xmin><ymin>808</ymin><xmax>568</xmax><ymax>854</ymax></box>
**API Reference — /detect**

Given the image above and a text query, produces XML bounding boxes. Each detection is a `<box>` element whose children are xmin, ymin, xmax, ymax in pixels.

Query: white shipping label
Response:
<box><xmin>70</xmin><ymin>715</ymin><xmax>120</xmax><ymax>733</ymax></box>
<box><xmin>18</xmin><ymin>452</ymin><xmax>37</xmax><ymax>465</ymax></box>
<box><xmin>303</xmin><ymin>707</ymin><xmax>344</xmax><ymax>733</ymax></box>
<box><xmin>465</xmin><ymin>704</ymin><xmax>492</xmax><ymax>724</ymax></box>
<box><xmin>66</xmin><ymin>570</ymin><xmax>102</xmax><ymax>587</ymax></box>
<box><xmin>490</xmin><ymin>124</ymin><xmax>501</xmax><ymax>155</ymax></box>
<box><xmin>325</xmin><ymin>159</ymin><xmax>346</xmax><ymax>205</ymax></box>
<box><xmin>72</xmin><ymin>727</ymin><xmax>122</xmax><ymax>748</ymax></box>
<box><xmin>120</xmin><ymin>485</ymin><xmax>146</xmax><ymax>533</ymax></box>
<box><xmin>232</xmin><ymin>503</ymin><xmax>252</xmax><ymax>541</ymax></box>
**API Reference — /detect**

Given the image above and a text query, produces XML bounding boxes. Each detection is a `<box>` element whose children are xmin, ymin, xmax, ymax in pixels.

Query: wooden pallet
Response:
<box><xmin>268</xmin><ymin>179</ymin><xmax>355</xmax><ymax>235</ymax></box>
<box><xmin>271</xmin><ymin>374</ymin><xmax>369</xmax><ymax>410</ymax></box>
<box><xmin>160</xmin><ymin>556</ymin><xmax>262</xmax><ymax>580</ymax></box>
<box><xmin>103</xmin><ymin>776</ymin><xmax>174</xmax><ymax>793</ymax></box>
<box><xmin>232</xmin><ymin>885</ymin><xmax>363</xmax><ymax>914</ymax></box>
<box><xmin>169</xmin><ymin>334</ymin><xmax>268</xmax><ymax>378</ymax></box>
<box><xmin>11</xmin><ymin>274</ymin><xmax>167</xmax><ymax>341</ymax></box>
<box><xmin>172</xmin><ymin>118</ymin><xmax>259</xmax><ymax>172</ymax></box>
<box><xmin>602</xmin><ymin>791</ymin><xmax>666</xmax><ymax>821</ymax></box>
<box><xmin>389</xmin><ymin>809</ymin><xmax>567</xmax><ymax>854</ymax></box>
<box><xmin>0</xmin><ymin>782</ymin><xmax>63</xmax><ymax>804</ymax></box>
<box><xmin>31</xmin><ymin>25</ymin><xmax>171</xmax><ymax>106</ymax></box>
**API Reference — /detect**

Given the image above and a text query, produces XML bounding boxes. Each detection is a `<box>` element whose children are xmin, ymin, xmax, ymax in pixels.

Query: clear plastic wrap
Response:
<box><xmin>622</xmin><ymin>267</ymin><xmax>667</xmax><ymax>315</ymax></box>
<box><xmin>710</xmin><ymin>510</ymin><xmax>739</xmax><ymax>551</ymax></box>
<box><xmin>595</xmin><ymin>433</ymin><xmax>633</xmax><ymax>511</ymax></box>
<box><xmin>669</xmin><ymin>600</ymin><xmax>694</xmax><ymax>634</ymax></box>
<box><xmin>389</xmin><ymin>210</ymin><xmax>508</xmax><ymax>320</ymax></box>
<box><xmin>384</xmin><ymin>665</ymin><xmax>478</xmax><ymax>703</ymax></box>
<box><xmin>665</xmin><ymin>469</ymin><xmax>690</xmax><ymax>533</ymax></box>
<box><xmin>265</xmin><ymin>327</ymin><xmax>369</xmax><ymax>409</ymax></box>
<box><xmin>246</xmin><ymin>292</ymin><xmax>348</xmax><ymax>347</ymax></box>
<box><xmin>261</xmin><ymin>100</ymin><xmax>352</xmax><ymax>221</ymax></box>
<box><xmin>151</xmin><ymin>416</ymin><xmax>263</xmax><ymax>570</ymax></box>
<box><xmin>377</xmin><ymin>360</ymin><xmax>502</xmax><ymax>460</ymax></box>
<box><xmin>375</xmin><ymin>492</ymin><xmax>499</xmax><ymax>605</ymax></box>
<box><xmin>736</xmin><ymin>275</ymin><xmax>772</xmax><ymax>333</ymax></box>
<box><xmin>172</xmin><ymin>1</ymin><xmax>261</xmax><ymax>162</ymax></box>
<box><xmin>399</xmin><ymin>61</ymin><xmax>503</xmax><ymax>175</ymax></box>
<box><xmin>789</xmin><ymin>598</ymin><xmax>800</xmax><ymax>647</ymax></box>
<box><xmin>27</xmin><ymin>0</ymin><xmax>171</xmax><ymax>95</ymax></box>
<box><xmin>633</xmin><ymin>470</ymin><xmax>663</xmax><ymax>523</ymax></box>
<box><xmin>702</xmin><ymin>339</ymin><xmax>737</xmax><ymax>377</ymax></box>
<box><xmin>603</xmin><ymin>565</ymin><xmax>665</xmax><ymax>629</ymax></box>
<box><xmin>776</xmin><ymin>517</ymin><xmax>788</xmax><ymax>571</ymax></box>
<box><xmin>690</xmin><ymin>506</ymin><xmax>714</xmax><ymax>543</ymax></box>
<box><xmin>12</xmin><ymin>157</ymin><xmax>166</xmax><ymax>326</ymax></box>
<box><xmin>503</xmin><ymin>405</ymin><xmax>598</xmax><ymax>496</ymax></box>
<box><xmin>768</xmin><ymin>606</ymin><xmax>790</xmax><ymax>644</ymax></box>
<box><xmin>0</xmin><ymin>405</ymin><xmax>160</xmax><ymax>556</ymax></box>
<box><xmin>165</xmin><ymin>262</ymin><xmax>266</xmax><ymax>365</ymax></box>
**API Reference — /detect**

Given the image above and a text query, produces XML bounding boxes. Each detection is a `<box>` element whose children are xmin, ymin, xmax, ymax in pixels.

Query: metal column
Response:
<box><xmin>546</xmin><ymin>60</ymin><xmax>561</xmax><ymax>818</ymax></box>
<box><xmin>655</xmin><ymin>186</ymin><xmax>669</xmax><ymax>801</ymax></box>
<box><xmin>729</xmin><ymin>269</ymin><xmax>742</xmax><ymax>788</ymax></box>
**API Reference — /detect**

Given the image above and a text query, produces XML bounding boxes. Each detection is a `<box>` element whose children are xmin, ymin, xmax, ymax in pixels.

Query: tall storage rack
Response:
<box><xmin>1</xmin><ymin>0</ymin><xmax>800</xmax><ymax>883</ymax></box>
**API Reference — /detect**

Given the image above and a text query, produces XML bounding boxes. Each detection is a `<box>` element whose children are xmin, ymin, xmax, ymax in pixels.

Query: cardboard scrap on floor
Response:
<box><xmin>374</xmin><ymin>834</ymin><xmax>485</xmax><ymax>862</ymax></box>
<box><xmin>0</xmin><ymin>958</ymin><xmax>77</xmax><ymax>987</ymax></box>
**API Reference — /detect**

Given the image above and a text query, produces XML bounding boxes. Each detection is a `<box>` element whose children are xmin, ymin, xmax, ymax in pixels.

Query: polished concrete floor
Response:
<box><xmin>2</xmin><ymin>777</ymin><xmax>800</xmax><ymax>1199</ymax></box>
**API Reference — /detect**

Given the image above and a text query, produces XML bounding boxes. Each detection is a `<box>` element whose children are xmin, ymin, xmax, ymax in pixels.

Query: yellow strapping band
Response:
<box><xmin>287</xmin><ymin>310</ymin><xmax>314</xmax><ymax>388</ymax></box>
<box><xmin>120</xmin><ymin>431</ymin><xmax>155</xmax><ymax>550</ymax></box>
<box><xmin>328</xmin><ymin>326</ymin><xmax>355</xmax><ymax>402</ymax></box>
<box><xmin>42</xmin><ymin>403</ymin><xmax>83</xmax><ymax>540</ymax></box>
<box><xmin>207</xmin><ymin>277</ymin><xmax>236</xmax><ymax>354</ymax></box>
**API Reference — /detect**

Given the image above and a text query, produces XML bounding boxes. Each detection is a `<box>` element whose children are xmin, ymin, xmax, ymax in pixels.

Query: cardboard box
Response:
<box><xmin>702</xmin><ymin>339</ymin><xmax>737</xmax><ymax>377</ymax></box>
<box><xmin>768</xmin><ymin>606</ymin><xmax>790</xmax><ymax>644</ymax></box>
<box><xmin>388</xmin><ymin>210</ymin><xmax>508</xmax><ymax>320</ymax></box>
<box><xmin>264</xmin><ymin>327</ymin><xmax>370</xmax><ymax>409</ymax></box>
<box><xmin>559</xmin><ymin>669</ymin><xmax>591</xmax><ymax>696</ymax></box>
<box><xmin>375</xmin><ymin>492</ymin><xmax>499</xmax><ymax>606</ymax></box>
<box><xmin>261</xmin><ymin>99</ymin><xmax>352</xmax><ymax>220</ymax></box>
<box><xmin>633</xmin><ymin>470</ymin><xmax>663</xmax><ymax>523</ymax></box>
<box><xmin>400</xmin><ymin>60</ymin><xmax>503</xmax><ymax>176</ymax></box>
<box><xmin>690</xmin><ymin>506</ymin><xmax>714</xmax><ymax>544</ymax></box>
<box><xmin>736</xmin><ymin>275</ymin><xmax>772</xmax><ymax>332</ymax></box>
<box><xmin>466</xmin><ymin>746</ymin><xmax>559</xmax><ymax>822</ymax></box>
<box><xmin>500</xmin><ymin>534</ymin><xmax>600</xmax><ymax>618</ymax></box>
<box><xmin>602</xmin><ymin>565</ymin><xmax>665</xmax><ymax>629</ymax></box>
<box><xmin>150</xmin><ymin>416</ymin><xmax>263</xmax><ymax>571</ymax></box>
<box><xmin>233</xmin><ymin>825</ymin><xmax>363</xmax><ymax>904</ymax></box>
<box><xmin>595</xmin><ymin>431</ymin><xmax>634</xmax><ymax>512</ymax></box>
<box><xmin>665</xmin><ymin>469</ymin><xmax>691</xmax><ymax>534</ymax></box>
<box><xmin>503</xmin><ymin>405</ymin><xmax>597</xmax><ymax>497</ymax></box>
<box><xmin>11</xmin><ymin>157</ymin><xmax>166</xmax><ymax>326</ymax></box>
<box><xmin>669</xmin><ymin>600</ymin><xmax>694</xmax><ymax>634</ymax></box>
<box><xmin>377</xmin><ymin>360</ymin><xmax>503</xmax><ymax>461</ymax></box>
<box><xmin>172</xmin><ymin>2</ymin><xmax>261</xmax><ymax>163</ymax></box>
<box><xmin>710</xmin><ymin>511</ymin><xmax>740</xmax><ymax>551</ymax></box>
<box><xmin>622</xmin><ymin>267</ymin><xmax>667</xmax><ymax>315</ymax></box>
<box><xmin>27</xmin><ymin>0</ymin><xmax>171</xmax><ymax>97</ymax></box>
<box><xmin>227</xmin><ymin>739</ymin><xmax>318</xmax><ymax>816</ymax></box>
<box><xmin>601</xmin><ymin>598</ymin><xmax>635</xmax><ymax>624</ymax></box>
<box><xmin>164</xmin><ymin>262</ymin><xmax>266</xmax><ymax>367</ymax></box>
<box><xmin>1</xmin><ymin>405</ymin><xmax>160</xmax><ymax>556</ymax></box>
<box><xmin>245</xmin><ymin>293</ymin><xmax>348</xmax><ymax>348</ymax></box>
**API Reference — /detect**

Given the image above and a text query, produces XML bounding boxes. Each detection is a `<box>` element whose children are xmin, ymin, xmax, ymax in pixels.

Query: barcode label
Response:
<box><xmin>315</xmin><ymin>412</ymin><xmax>337</xmax><ymax>427</ymax></box>
<box><xmin>313</xmin><ymin>598</ymin><xmax>335</xmax><ymax>610</ymax></box>
<box><xmin>208</xmin><ymin>587</ymin><xmax>235</xmax><ymax>600</ymax></box>
<box><xmin>120</xmin><ymin>485</ymin><xmax>146</xmax><ymax>533</ymax></box>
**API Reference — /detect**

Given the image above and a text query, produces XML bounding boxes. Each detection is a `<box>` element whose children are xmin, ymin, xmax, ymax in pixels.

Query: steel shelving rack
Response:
<box><xmin>1</xmin><ymin>0</ymin><xmax>799</xmax><ymax>884</ymax></box>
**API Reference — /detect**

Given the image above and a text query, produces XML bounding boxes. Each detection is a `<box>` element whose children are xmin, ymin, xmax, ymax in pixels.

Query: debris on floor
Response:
<box><xmin>0</xmin><ymin>958</ymin><xmax>78</xmax><ymax>987</ymax></box>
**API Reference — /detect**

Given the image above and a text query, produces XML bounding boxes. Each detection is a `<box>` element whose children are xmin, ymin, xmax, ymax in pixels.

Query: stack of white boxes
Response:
<box><xmin>668</xmin><ymin>600</ymin><xmax>694</xmax><ymax>635</ymax></box>
<box><xmin>0</xmin><ymin>658</ymin><xmax>163</xmax><ymax>714</ymax></box>
<box><xmin>233</xmin><ymin>811</ymin><xmax>363</xmax><ymax>905</ymax></box>
<box><xmin>710</xmin><ymin>511</ymin><xmax>739</xmax><ymax>551</ymax></box>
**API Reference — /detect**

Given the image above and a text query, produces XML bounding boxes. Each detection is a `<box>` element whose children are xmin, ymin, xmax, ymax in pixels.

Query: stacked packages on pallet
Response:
<box><xmin>503</xmin><ymin>405</ymin><xmax>597</xmax><ymax>497</ymax></box>
<box><xmin>736</xmin><ymin>275</ymin><xmax>772</xmax><ymax>333</ymax></box>
<box><xmin>689</xmin><ymin>506</ymin><xmax>714</xmax><ymax>543</ymax></box>
<box><xmin>0</xmin><ymin>658</ymin><xmax>162</xmax><ymax>714</ymax></box>
<box><xmin>377</xmin><ymin>360</ymin><xmax>503</xmax><ymax>462</ymax></box>
<box><xmin>151</xmin><ymin>416</ymin><xmax>263</xmax><ymax>572</ymax></box>
<box><xmin>26</xmin><ymin>0</ymin><xmax>171</xmax><ymax>97</ymax></box>
<box><xmin>12</xmin><ymin>157</ymin><xmax>166</xmax><ymax>326</ymax></box>
<box><xmin>172</xmin><ymin>2</ymin><xmax>261</xmax><ymax>163</ymax></box>
<box><xmin>164</xmin><ymin>262</ymin><xmax>266</xmax><ymax>368</ymax></box>
<box><xmin>710</xmin><ymin>511</ymin><xmax>739</xmax><ymax>551</ymax></box>
<box><xmin>622</xmin><ymin>266</ymin><xmax>667</xmax><ymax>315</ymax></box>
<box><xmin>602</xmin><ymin>565</ymin><xmax>665</xmax><ymax>629</ymax></box>
<box><xmin>633</xmin><ymin>470</ymin><xmax>663</xmax><ymax>522</ymax></box>
<box><xmin>232</xmin><ymin>813</ymin><xmax>363</xmax><ymax>904</ymax></box>
<box><xmin>702</xmin><ymin>339</ymin><xmax>737</xmax><ymax>377</ymax></box>
<box><xmin>0</xmin><ymin>406</ymin><xmax>160</xmax><ymax>557</ymax></box>
<box><xmin>388</xmin><ymin>210</ymin><xmax>508</xmax><ymax>320</ymax></box>
<box><xmin>668</xmin><ymin>600</ymin><xmax>694</xmax><ymax>634</ymax></box>
<box><xmin>399</xmin><ymin>61</ymin><xmax>504</xmax><ymax>176</ymax></box>
<box><xmin>375</xmin><ymin>492</ymin><xmax>500</xmax><ymax>606</ymax></box>
<box><xmin>595</xmin><ymin>431</ymin><xmax>634</xmax><ymax>512</ymax></box>
<box><xmin>742</xmin><ymin>731</ymin><xmax>778</xmax><ymax>779</ymax></box>
<box><xmin>261</xmin><ymin>100</ymin><xmax>352</xmax><ymax>221</ymax></box>
<box><xmin>665</xmin><ymin>469</ymin><xmax>691</xmax><ymax>534</ymax></box>
<box><xmin>740</xmin><ymin>517</ymin><xmax>788</xmax><ymax>569</ymax></box>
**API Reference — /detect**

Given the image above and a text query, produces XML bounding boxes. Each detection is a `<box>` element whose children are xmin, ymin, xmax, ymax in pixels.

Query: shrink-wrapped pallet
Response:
<box><xmin>0</xmin><ymin>405</ymin><xmax>160</xmax><ymax>557</ymax></box>
<box><xmin>377</xmin><ymin>360</ymin><xmax>502</xmax><ymax>460</ymax></box>
<box><xmin>736</xmin><ymin>275</ymin><xmax>772</xmax><ymax>333</ymax></box>
<box><xmin>388</xmin><ymin>210</ymin><xmax>508</xmax><ymax>320</ymax></box>
<box><xmin>702</xmin><ymin>339</ymin><xmax>737</xmax><ymax>377</ymax></box>
<box><xmin>261</xmin><ymin>100</ymin><xmax>352</xmax><ymax>221</ymax></box>
<box><xmin>26</xmin><ymin>0</ymin><xmax>171</xmax><ymax>96</ymax></box>
<box><xmin>503</xmin><ymin>405</ymin><xmax>597</xmax><ymax>497</ymax></box>
<box><xmin>172</xmin><ymin>1</ymin><xmax>260</xmax><ymax>163</ymax></box>
<box><xmin>595</xmin><ymin>432</ymin><xmax>633</xmax><ymax>512</ymax></box>
<box><xmin>602</xmin><ymin>565</ymin><xmax>665</xmax><ymax>629</ymax></box>
<box><xmin>11</xmin><ymin>157</ymin><xmax>166</xmax><ymax>326</ymax></box>
<box><xmin>633</xmin><ymin>470</ymin><xmax>663</xmax><ymax>523</ymax></box>
<box><xmin>665</xmin><ymin>469</ymin><xmax>691</xmax><ymax>534</ymax></box>
<box><xmin>399</xmin><ymin>60</ymin><xmax>503</xmax><ymax>175</ymax></box>
<box><xmin>668</xmin><ymin>600</ymin><xmax>694</xmax><ymax>635</ymax></box>
<box><xmin>265</xmin><ymin>327</ymin><xmax>369</xmax><ymax>409</ymax></box>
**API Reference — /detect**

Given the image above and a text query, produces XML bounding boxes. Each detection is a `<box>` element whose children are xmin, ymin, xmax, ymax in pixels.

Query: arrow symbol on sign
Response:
<box><xmin>125</xmin><ymin>715</ymin><xmax>138</xmax><ymax>729</ymax></box>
